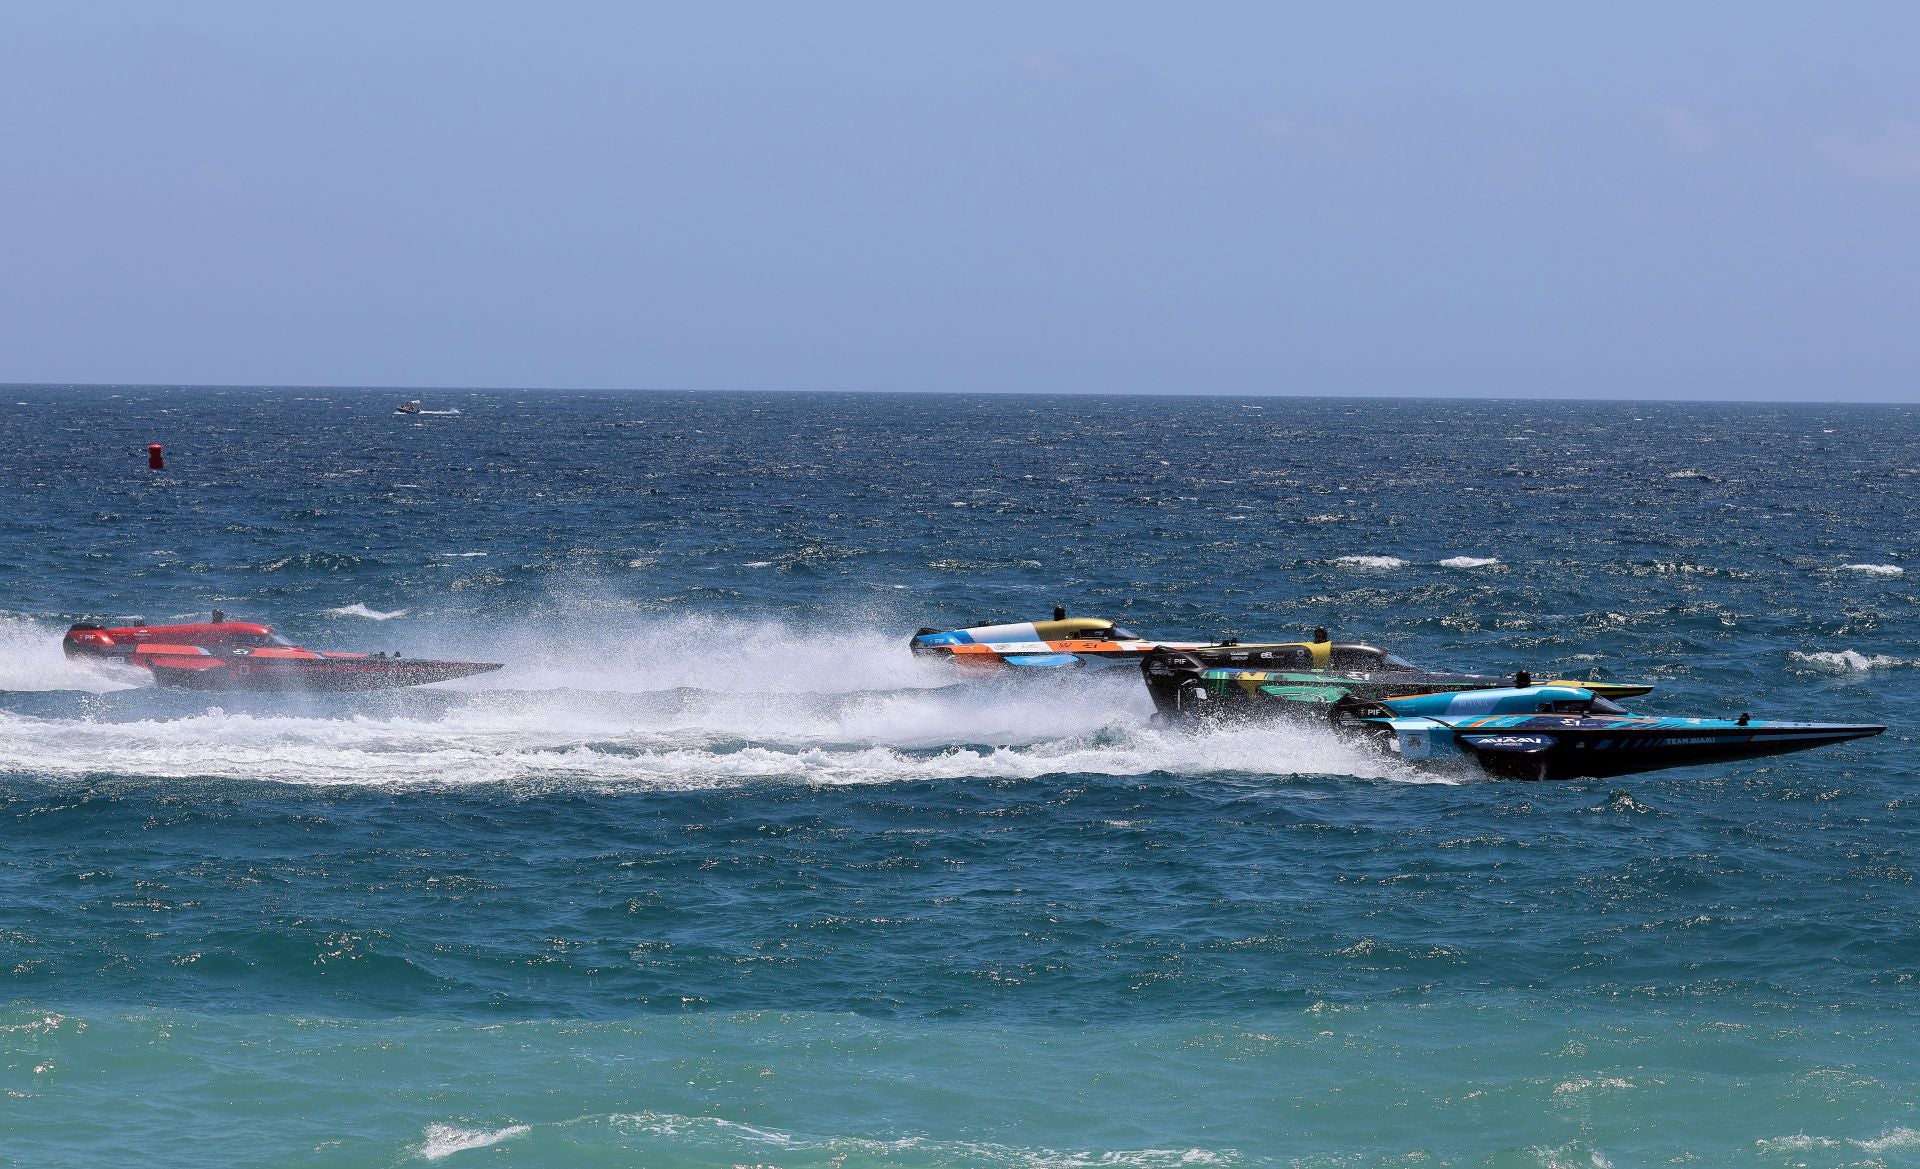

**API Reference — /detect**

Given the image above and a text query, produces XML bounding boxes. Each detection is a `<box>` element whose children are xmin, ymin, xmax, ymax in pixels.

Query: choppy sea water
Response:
<box><xmin>1</xmin><ymin>387</ymin><xmax>1916</xmax><ymax>1167</ymax></box>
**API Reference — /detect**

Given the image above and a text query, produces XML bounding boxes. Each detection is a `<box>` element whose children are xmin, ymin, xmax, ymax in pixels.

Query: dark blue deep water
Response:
<box><xmin>2</xmin><ymin>387</ymin><xmax>1917</xmax><ymax>1166</ymax></box>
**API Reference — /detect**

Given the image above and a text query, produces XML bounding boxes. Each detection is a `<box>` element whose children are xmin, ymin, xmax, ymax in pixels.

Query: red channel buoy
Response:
<box><xmin>148</xmin><ymin>444</ymin><xmax>165</xmax><ymax>470</ymax></box>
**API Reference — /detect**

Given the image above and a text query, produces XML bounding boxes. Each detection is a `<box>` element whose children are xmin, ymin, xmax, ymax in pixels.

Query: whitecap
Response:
<box><xmin>1437</xmin><ymin>556</ymin><xmax>1500</xmax><ymax>569</ymax></box>
<box><xmin>1757</xmin><ymin>1127</ymin><xmax>1920</xmax><ymax>1155</ymax></box>
<box><xmin>327</xmin><ymin>603</ymin><xmax>408</xmax><ymax>621</ymax></box>
<box><xmin>1789</xmin><ymin>650</ymin><xmax>1915</xmax><ymax>672</ymax></box>
<box><xmin>1838</xmin><ymin>563</ymin><xmax>1903</xmax><ymax>576</ymax></box>
<box><xmin>1332</xmin><ymin>555</ymin><xmax>1408</xmax><ymax>570</ymax></box>
<box><xmin>417</xmin><ymin>1123</ymin><xmax>529</xmax><ymax>1160</ymax></box>
<box><xmin>607</xmin><ymin>1111</ymin><xmax>1236</xmax><ymax>1167</ymax></box>
<box><xmin>1856</xmin><ymin>1127</ymin><xmax>1920</xmax><ymax>1153</ymax></box>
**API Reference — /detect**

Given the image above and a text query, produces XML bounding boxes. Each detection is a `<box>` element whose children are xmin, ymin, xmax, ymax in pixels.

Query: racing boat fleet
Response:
<box><xmin>913</xmin><ymin>610</ymin><xmax>1884</xmax><ymax>782</ymax></box>
<box><xmin>56</xmin><ymin>605</ymin><xmax>1884</xmax><ymax>781</ymax></box>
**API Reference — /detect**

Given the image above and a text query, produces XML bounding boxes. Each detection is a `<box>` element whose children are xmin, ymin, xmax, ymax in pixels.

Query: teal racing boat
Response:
<box><xmin>1326</xmin><ymin>685</ymin><xmax>1884</xmax><ymax>781</ymax></box>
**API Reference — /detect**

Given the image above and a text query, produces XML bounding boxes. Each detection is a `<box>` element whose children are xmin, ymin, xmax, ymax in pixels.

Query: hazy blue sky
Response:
<box><xmin>3</xmin><ymin>3</ymin><xmax>1917</xmax><ymax>399</ymax></box>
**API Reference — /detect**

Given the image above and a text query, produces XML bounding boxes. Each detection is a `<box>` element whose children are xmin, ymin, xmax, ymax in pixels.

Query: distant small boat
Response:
<box><xmin>395</xmin><ymin>400</ymin><xmax>423</xmax><ymax>415</ymax></box>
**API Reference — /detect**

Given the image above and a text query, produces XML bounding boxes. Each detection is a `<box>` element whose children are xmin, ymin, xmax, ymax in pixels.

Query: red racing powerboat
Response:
<box><xmin>62</xmin><ymin>617</ymin><xmax>503</xmax><ymax>692</ymax></box>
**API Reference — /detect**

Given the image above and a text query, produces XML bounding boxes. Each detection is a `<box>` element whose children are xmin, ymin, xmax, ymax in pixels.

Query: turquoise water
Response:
<box><xmin>2</xmin><ymin>389</ymin><xmax>1916</xmax><ymax>1166</ymax></box>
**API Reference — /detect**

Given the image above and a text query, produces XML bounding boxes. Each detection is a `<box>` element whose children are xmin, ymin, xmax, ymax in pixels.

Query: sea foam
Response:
<box><xmin>1332</xmin><ymin>555</ymin><xmax>1408</xmax><ymax>570</ymax></box>
<box><xmin>417</xmin><ymin>1123</ymin><xmax>529</xmax><ymax>1160</ymax></box>
<box><xmin>327</xmin><ymin>603</ymin><xmax>408</xmax><ymax>620</ymax></box>
<box><xmin>0</xmin><ymin>615</ymin><xmax>142</xmax><ymax>693</ymax></box>
<box><xmin>1789</xmin><ymin>650</ymin><xmax>1915</xmax><ymax>672</ymax></box>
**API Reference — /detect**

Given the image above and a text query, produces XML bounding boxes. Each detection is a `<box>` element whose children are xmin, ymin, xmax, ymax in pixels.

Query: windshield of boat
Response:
<box><xmin>1542</xmin><ymin>696</ymin><xmax>1628</xmax><ymax>715</ymax></box>
<box><xmin>234</xmin><ymin>632</ymin><xmax>300</xmax><ymax>649</ymax></box>
<box><xmin>1382</xmin><ymin>652</ymin><xmax>1416</xmax><ymax>669</ymax></box>
<box><xmin>1110</xmin><ymin>626</ymin><xmax>1141</xmax><ymax>640</ymax></box>
<box><xmin>1330</xmin><ymin>645</ymin><xmax>1403</xmax><ymax>670</ymax></box>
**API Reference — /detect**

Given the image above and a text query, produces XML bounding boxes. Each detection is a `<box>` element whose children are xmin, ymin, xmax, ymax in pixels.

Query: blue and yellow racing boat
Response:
<box><xmin>1327</xmin><ymin>685</ymin><xmax>1884</xmax><ymax>781</ymax></box>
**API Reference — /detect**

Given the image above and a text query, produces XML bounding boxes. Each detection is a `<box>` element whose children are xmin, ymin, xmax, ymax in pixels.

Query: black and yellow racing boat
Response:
<box><xmin>1141</xmin><ymin>641</ymin><xmax>1652</xmax><ymax>722</ymax></box>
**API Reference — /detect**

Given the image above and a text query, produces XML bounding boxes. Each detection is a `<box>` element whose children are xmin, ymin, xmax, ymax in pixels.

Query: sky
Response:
<box><xmin>2</xmin><ymin>3</ymin><xmax>1917</xmax><ymax>401</ymax></box>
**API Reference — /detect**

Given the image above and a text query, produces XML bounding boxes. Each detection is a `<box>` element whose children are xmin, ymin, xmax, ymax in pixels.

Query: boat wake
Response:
<box><xmin>0</xmin><ymin>614</ymin><xmax>144</xmax><ymax>693</ymax></box>
<box><xmin>0</xmin><ymin>613</ymin><xmax>1415</xmax><ymax>788</ymax></box>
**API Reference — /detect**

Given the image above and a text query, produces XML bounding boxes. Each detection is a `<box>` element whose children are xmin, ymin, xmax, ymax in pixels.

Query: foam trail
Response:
<box><xmin>1837</xmin><ymin>563</ymin><xmax>1903</xmax><ymax>577</ymax></box>
<box><xmin>0</xmin><ymin>615</ymin><xmax>142</xmax><ymax>693</ymax></box>
<box><xmin>1437</xmin><ymin>556</ymin><xmax>1500</xmax><ymax>569</ymax></box>
<box><xmin>0</xmin><ymin>692</ymin><xmax>1413</xmax><ymax>789</ymax></box>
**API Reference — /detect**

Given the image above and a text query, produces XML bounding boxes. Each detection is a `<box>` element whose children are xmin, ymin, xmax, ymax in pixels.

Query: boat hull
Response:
<box><xmin>146</xmin><ymin>657</ymin><xmax>502</xmax><ymax>692</ymax></box>
<box><xmin>1458</xmin><ymin>722</ymin><xmax>1885</xmax><ymax>780</ymax></box>
<box><xmin>1378</xmin><ymin>714</ymin><xmax>1885</xmax><ymax>781</ymax></box>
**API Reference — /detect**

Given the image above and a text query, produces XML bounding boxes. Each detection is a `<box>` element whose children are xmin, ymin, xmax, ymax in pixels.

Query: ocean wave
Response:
<box><xmin>327</xmin><ymin>603</ymin><xmax>408</xmax><ymax>620</ymax></box>
<box><xmin>1436</xmin><ymin>556</ymin><xmax>1500</xmax><ymax>569</ymax></box>
<box><xmin>1331</xmin><ymin>556</ymin><xmax>1407</xmax><ymax>570</ymax></box>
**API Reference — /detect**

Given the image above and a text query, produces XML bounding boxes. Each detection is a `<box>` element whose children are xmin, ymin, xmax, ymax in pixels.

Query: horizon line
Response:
<box><xmin>1</xmin><ymin>380</ymin><xmax>1912</xmax><ymax>408</ymax></box>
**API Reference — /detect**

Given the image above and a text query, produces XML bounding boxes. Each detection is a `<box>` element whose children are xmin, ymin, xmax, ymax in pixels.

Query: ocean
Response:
<box><xmin>1</xmin><ymin>387</ymin><xmax>1915</xmax><ymax>1167</ymax></box>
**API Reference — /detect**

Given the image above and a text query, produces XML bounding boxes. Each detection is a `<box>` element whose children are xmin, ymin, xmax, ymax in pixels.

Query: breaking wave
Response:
<box><xmin>328</xmin><ymin>603</ymin><xmax>408</xmax><ymax>620</ymax></box>
<box><xmin>1436</xmin><ymin>556</ymin><xmax>1500</xmax><ymax>569</ymax></box>
<box><xmin>1331</xmin><ymin>556</ymin><xmax>1408</xmax><ymax>570</ymax></box>
<box><xmin>416</xmin><ymin>1123</ymin><xmax>528</xmax><ymax>1160</ymax></box>
<box><xmin>1788</xmin><ymin>649</ymin><xmax>1917</xmax><ymax>672</ymax></box>
<box><xmin>1836</xmin><ymin>563</ymin><xmax>1903</xmax><ymax>577</ymax></box>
